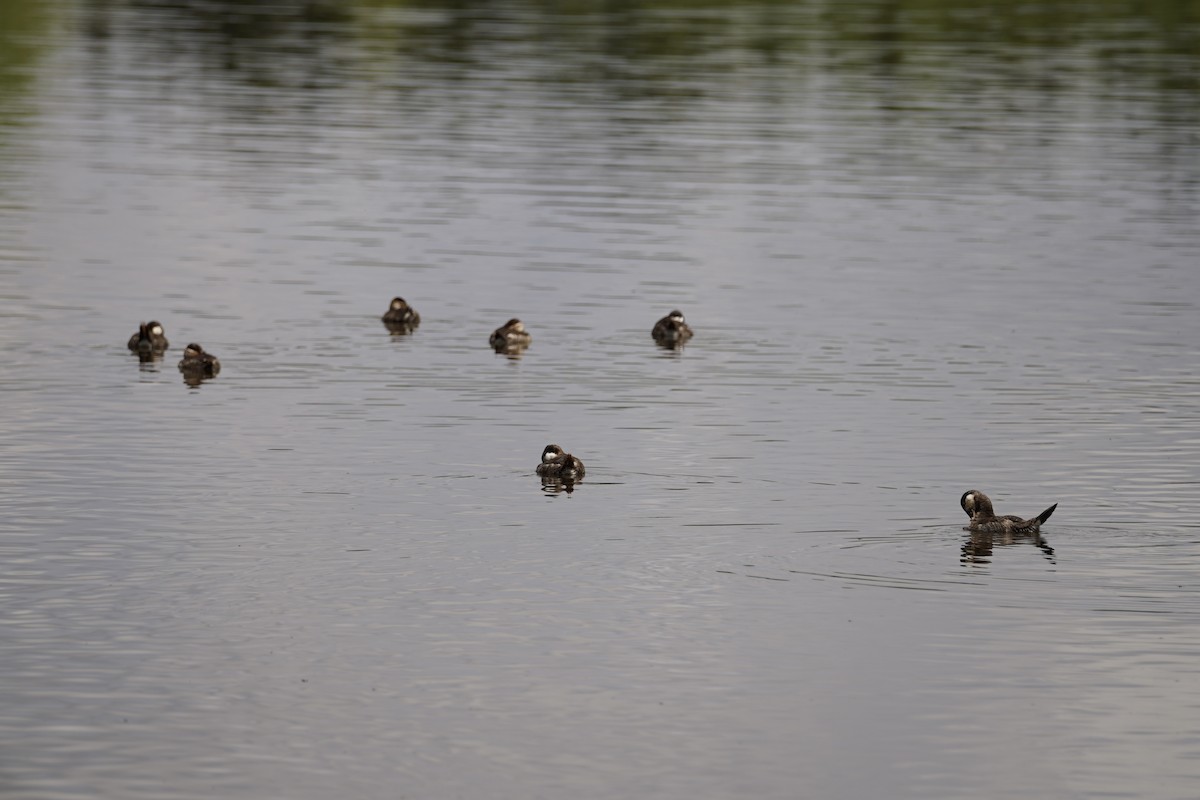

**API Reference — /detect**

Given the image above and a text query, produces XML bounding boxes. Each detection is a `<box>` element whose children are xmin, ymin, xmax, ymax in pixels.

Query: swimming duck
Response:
<box><xmin>490</xmin><ymin>318</ymin><xmax>532</xmax><ymax>351</ymax></box>
<box><xmin>177</xmin><ymin>343</ymin><xmax>221</xmax><ymax>378</ymax></box>
<box><xmin>382</xmin><ymin>297</ymin><xmax>420</xmax><ymax>331</ymax></box>
<box><xmin>127</xmin><ymin>321</ymin><xmax>169</xmax><ymax>354</ymax></box>
<box><xmin>558</xmin><ymin>453</ymin><xmax>586</xmax><ymax>480</ymax></box>
<box><xmin>960</xmin><ymin>490</ymin><xmax>1056</xmax><ymax>534</ymax></box>
<box><xmin>652</xmin><ymin>310</ymin><xmax>693</xmax><ymax>347</ymax></box>
<box><xmin>536</xmin><ymin>444</ymin><xmax>585</xmax><ymax>479</ymax></box>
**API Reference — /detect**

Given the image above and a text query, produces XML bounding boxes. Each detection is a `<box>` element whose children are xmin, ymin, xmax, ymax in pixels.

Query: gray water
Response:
<box><xmin>2</xmin><ymin>1</ymin><xmax>1200</xmax><ymax>797</ymax></box>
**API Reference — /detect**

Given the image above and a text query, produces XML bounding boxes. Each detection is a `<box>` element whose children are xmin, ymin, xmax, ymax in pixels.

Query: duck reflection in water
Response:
<box><xmin>541</xmin><ymin>475</ymin><xmax>580</xmax><ymax>495</ymax></box>
<box><xmin>381</xmin><ymin>297</ymin><xmax>421</xmax><ymax>334</ymax></box>
<box><xmin>178</xmin><ymin>343</ymin><xmax>221</xmax><ymax>387</ymax></box>
<box><xmin>959</xmin><ymin>489</ymin><xmax>1057</xmax><ymax>565</ymax></box>
<box><xmin>127</xmin><ymin>320</ymin><xmax>169</xmax><ymax>362</ymax></box>
<box><xmin>537</xmin><ymin>443</ymin><xmax>584</xmax><ymax>493</ymax></box>
<box><xmin>961</xmin><ymin>528</ymin><xmax>1055</xmax><ymax>564</ymax></box>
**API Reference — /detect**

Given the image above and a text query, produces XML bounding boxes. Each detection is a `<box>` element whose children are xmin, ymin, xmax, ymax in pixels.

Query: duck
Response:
<box><xmin>382</xmin><ymin>297</ymin><xmax>420</xmax><ymax>331</ymax></box>
<box><xmin>490</xmin><ymin>318</ymin><xmax>532</xmax><ymax>351</ymax></box>
<box><xmin>558</xmin><ymin>453</ymin><xmax>586</xmax><ymax>480</ymax></box>
<box><xmin>535</xmin><ymin>444</ymin><xmax>585</xmax><ymax>479</ymax></box>
<box><xmin>960</xmin><ymin>489</ymin><xmax>1057</xmax><ymax>534</ymax></box>
<box><xmin>177</xmin><ymin>343</ymin><xmax>221</xmax><ymax>378</ymax></box>
<box><xmin>127</xmin><ymin>321</ymin><xmax>169</xmax><ymax>354</ymax></box>
<box><xmin>652</xmin><ymin>309</ymin><xmax>693</xmax><ymax>347</ymax></box>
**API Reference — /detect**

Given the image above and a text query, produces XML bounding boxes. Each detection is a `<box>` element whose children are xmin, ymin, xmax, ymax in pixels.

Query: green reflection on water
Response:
<box><xmin>53</xmin><ymin>0</ymin><xmax>1200</xmax><ymax>60</ymax></box>
<box><xmin>0</xmin><ymin>1</ymin><xmax>53</xmax><ymax>131</ymax></box>
<box><xmin>0</xmin><ymin>0</ymin><xmax>1196</xmax><ymax>106</ymax></box>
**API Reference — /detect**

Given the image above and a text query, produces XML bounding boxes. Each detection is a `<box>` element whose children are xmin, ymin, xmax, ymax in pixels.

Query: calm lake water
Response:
<box><xmin>2</xmin><ymin>1</ymin><xmax>1199</xmax><ymax>797</ymax></box>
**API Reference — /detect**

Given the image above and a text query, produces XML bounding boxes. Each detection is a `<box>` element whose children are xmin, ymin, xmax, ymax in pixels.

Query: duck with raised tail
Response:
<box><xmin>536</xmin><ymin>444</ymin><xmax>585</xmax><ymax>479</ymax></box>
<box><xmin>960</xmin><ymin>490</ymin><xmax>1056</xmax><ymax>534</ymax></box>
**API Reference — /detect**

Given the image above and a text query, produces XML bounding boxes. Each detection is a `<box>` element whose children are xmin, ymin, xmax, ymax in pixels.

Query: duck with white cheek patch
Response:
<box><xmin>652</xmin><ymin>309</ymin><xmax>693</xmax><ymax>348</ymax></box>
<box><xmin>177</xmin><ymin>343</ymin><xmax>221</xmax><ymax>386</ymax></box>
<box><xmin>960</xmin><ymin>490</ymin><xmax>1057</xmax><ymax>534</ymax></box>
<box><xmin>382</xmin><ymin>297</ymin><xmax>421</xmax><ymax>333</ymax></box>
<box><xmin>490</xmin><ymin>318</ymin><xmax>532</xmax><ymax>352</ymax></box>
<box><xmin>536</xmin><ymin>444</ymin><xmax>585</xmax><ymax>479</ymax></box>
<box><xmin>128</xmin><ymin>321</ymin><xmax>169</xmax><ymax>359</ymax></box>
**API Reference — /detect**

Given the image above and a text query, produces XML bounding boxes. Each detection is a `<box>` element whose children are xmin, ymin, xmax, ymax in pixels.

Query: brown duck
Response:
<box><xmin>960</xmin><ymin>490</ymin><xmax>1056</xmax><ymax>534</ymax></box>
<box><xmin>536</xmin><ymin>444</ymin><xmax>585</xmax><ymax>479</ymax></box>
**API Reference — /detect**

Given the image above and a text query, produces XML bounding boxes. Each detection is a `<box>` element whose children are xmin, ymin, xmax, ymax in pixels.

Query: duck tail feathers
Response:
<box><xmin>1036</xmin><ymin>503</ymin><xmax>1058</xmax><ymax>525</ymax></box>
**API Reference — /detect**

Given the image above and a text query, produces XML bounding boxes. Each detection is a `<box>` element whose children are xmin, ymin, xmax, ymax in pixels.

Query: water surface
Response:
<box><xmin>2</xmin><ymin>1</ymin><xmax>1200</xmax><ymax>798</ymax></box>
